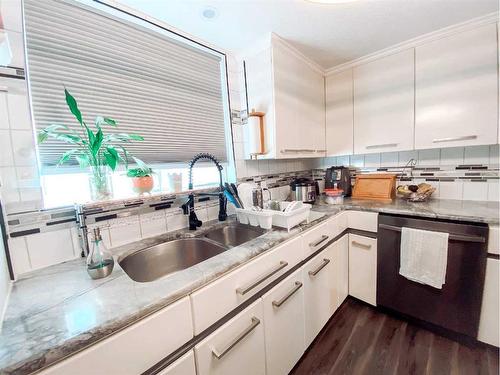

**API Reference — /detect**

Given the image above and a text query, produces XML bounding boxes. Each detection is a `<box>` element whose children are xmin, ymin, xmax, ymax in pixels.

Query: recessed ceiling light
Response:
<box><xmin>201</xmin><ymin>6</ymin><xmax>218</xmax><ymax>20</ymax></box>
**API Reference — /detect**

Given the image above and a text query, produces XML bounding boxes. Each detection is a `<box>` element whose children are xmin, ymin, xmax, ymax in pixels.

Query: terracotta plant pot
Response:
<box><xmin>131</xmin><ymin>176</ymin><xmax>154</xmax><ymax>194</ymax></box>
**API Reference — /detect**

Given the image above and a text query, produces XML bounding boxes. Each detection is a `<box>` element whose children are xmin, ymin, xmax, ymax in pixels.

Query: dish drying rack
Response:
<box><xmin>235</xmin><ymin>201</ymin><xmax>311</xmax><ymax>231</ymax></box>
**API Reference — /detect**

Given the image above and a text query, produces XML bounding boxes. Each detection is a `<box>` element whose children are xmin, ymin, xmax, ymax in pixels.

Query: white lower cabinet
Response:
<box><xmin>195</xmin><ymin>300</ymin><xmax>266</xmax><ymax>375</ymax></box>
<box><xmin>478</xmin><ymin>258</ymin><xmax>499</xmax><ymax>347</ymax></box>
<box><xmin>158</xmin><ymin>351</ymin><xmax>196</xmax><ymax>375</ymax></box>
<box><xmin>349</xmin><ymin>234</ymin><xmax>377</xmax><ymax>306</ymax></box>
<box><xmin>303</xmin><ymin>235</ymin><xmax>348</xmax><ymax>347</ymax></box>
<box><xmin>262</xmin><ymin>269</ymin><xmax>305</xmax><ymax>375</ymax></box>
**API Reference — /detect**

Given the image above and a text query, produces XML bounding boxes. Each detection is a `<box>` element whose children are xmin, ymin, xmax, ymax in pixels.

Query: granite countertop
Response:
<box><xmin>0</xmin><ymin>198</ymin><xmax>497</xmax><ymax>374</ymax></box>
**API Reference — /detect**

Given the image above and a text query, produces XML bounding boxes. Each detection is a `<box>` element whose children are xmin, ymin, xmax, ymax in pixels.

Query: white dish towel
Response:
<box><xmin>399</xmin><ymin>227</ymin><xmax>449</xmax><ymax>289</ymax></box>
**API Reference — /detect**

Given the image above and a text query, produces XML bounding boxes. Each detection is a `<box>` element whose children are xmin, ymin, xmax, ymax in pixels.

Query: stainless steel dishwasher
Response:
<box><xmin>377</xmin><ymin>214</ymin><xmax>488</xmax><ymax>337</ymax></box>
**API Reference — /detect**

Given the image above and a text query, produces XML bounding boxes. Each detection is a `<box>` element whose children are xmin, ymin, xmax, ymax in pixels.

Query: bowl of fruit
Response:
<box><xmin>397</xmin><ymin>183</ymin><xmax>435</xmax><ymax>202</ymax></box>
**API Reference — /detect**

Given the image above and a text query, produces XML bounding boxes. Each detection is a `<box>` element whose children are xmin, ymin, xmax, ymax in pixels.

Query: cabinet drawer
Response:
<box><xmin>347</xmin><ymin>211</ymin><xmax>378</xmax><ymax>232</ymax></box>
<box><xmin>262</xmin><ymin>269</ymin><xmax>305</xmax><ymax>375</ymax></box>
<box><xmin>40</xmin><ymin>297</ymin><xmax>193</xmax><ymax>375</ymax></box>
<box><xmin>157</xmin><ymin>351</ymin><xmax>196</xmax><ymax>375</ymax></box>
<box><xmin>478</xmin><ymin>258</ymin><xmax>499</xmax><ymax>347</ymax></box>
<box><xmin>190</xmin><ymin>237</ymin><xmax>303</xmax><ymax>334</ymax></box>
<box><xmin>328</xmin><ymin>211</ymin><xmax>348</xmax><ymax>238</ymax></box>
<box><xmin>349</xmin><ymin>234</ymin><xmax>377</xmax><ymax>306</ymax></box>
<box><xmin>487</xmin><ymin>225</ymin><xmax>499</xmax><ymax>255</ymax></box>
<box><xmin>301</xmin><ymin>221</ymin><xmax>333</xmax><ymax>257</ymax></box>
<box><xmin>195</xmin><ymin>300</ymin><xmax>266</xmax><ymax>375</ymax></box>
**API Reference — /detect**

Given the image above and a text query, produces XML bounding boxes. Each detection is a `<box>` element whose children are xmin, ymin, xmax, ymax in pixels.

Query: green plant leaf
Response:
<box><xmin>76</xmin><ymin>154</ymin><xmax>90</xmax><ymax>168</ymax></box>
<box><xmin>104</xmin><ymin>150</ymin><xmax>118</xmax><ymax>170</ymax></box>
<box><xmin>92</xmin><ymin>128</ymin><xmax>104</xmax><ymax>155</ymax></box>
<box><xmin>57</xmin><ymin>149</ymin><xmax>80</xmax><ymax>165</ymax></box>
<box><xmin>106</xmin><ymin>146</ymin><xmax>119</xmax><ymax>160</ymax></box>
<box><xmin>50</xmin><ymin>133</ymin><xmax>82</xmax><ymax>144</ymax></box>
<box><xmin>65</xmin><ymin>89</ymin><xmax>83</xmax><ymax>126</ymax></box>
<box><xmin>104</xmin><ymin>117</ymin><xmax>117</xmax><ymax>126</ymax></box>
<box><xmin>37</xmin><ymin>131</ymin><xmax>48</xmax><ymax>144</ymax></box>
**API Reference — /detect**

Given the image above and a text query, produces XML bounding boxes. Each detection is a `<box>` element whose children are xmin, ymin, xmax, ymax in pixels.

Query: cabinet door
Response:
<box><xmin>353</xmin><ymin>49</ymin><xmax>415</xmax><ymax>154</ymax></box>
<box><xmin>326</xmin><ymin>69</ymin><xmax>354</xmax><ymax>156</ymax></box>
<box><xmin>302</xmin><ymin>240</ymin><xmax>339</xmax><ymax>347</ymax></box>
<box><xmin>335</xmin><ymin>234</ymin><xmax>349</xmax><ymax>306</ymax></box>
<box><xmin>349</xmin><ymin>234</ymin><xmax>377</xmax><ymax>306</ymax></box>
<box><xmin>158</xmin><ymin>351</ymin><xmax>196</xmax><ymax>375</ymax></box>
<box><xmin>478</xmin><ymin>258</ymin><xmax>499</xmax><ymax>347</ymax></box>
<box><xmin>273</xmin><ymin>38</ymin><xmax>325</xmax><ymax>159</ymax></box>
<box><xmin>195</xmin><ymin>300</ymin><xmax>266</xmax><ymax>375</ymax></box>
<box><xmin>262</xmin><ymin>269</ymin><xmax>305</xmax><ymax>375</ymax></box>
<box><xmin>415</xmin><ymin>24</ymin><xmax>498</xmax><ymax>149</ymax></box>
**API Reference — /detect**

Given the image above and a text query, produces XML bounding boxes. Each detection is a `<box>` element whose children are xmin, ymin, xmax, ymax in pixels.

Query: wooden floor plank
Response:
<box><xmin>291</xmin><ymin>298</ymin><xmax>498</xmax><ymax>375</ymax></box>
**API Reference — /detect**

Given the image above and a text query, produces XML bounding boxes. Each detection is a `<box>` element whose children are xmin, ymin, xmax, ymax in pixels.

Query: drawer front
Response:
<box><xmin>349</xmin><ymin>234</ymin><xmax>377</xmax><ymax>306</ymax></box>
<box><xmin>262</xmin><ymin>269</ymin><xmax>305</xmax><ymax>375</ymax></box>
<box><xmin>487</xmin><ymin>225</ymin><xmax>499</xmax><ymax>255</ymax></box>
<box><xmin>302</xmin><ymin>240</ymin><xmax>339</xmax><ymax>347</ymax></box>
<box><xmin>347</xmin><ymin>211</ymin><xmax>378</xmax><ymax>232</ymax></box>
<box><xmin>40</xmin><ymin>297</ymin><xmax>193</xmax><ymax>375</ymax></box>
<box><xmin>190</xmin><ymin>237</ymin><xmax>303</xmax><ymax>334</ymax></box>
<box><xmin>158</xmin><ymin>351</ymin><xmax>196</xmax><ymax>375</ymax></box>
<box><xmin>301</xmin><ymin>221</ymin><xmax>333</xmax><ymax>257</ymax></box>
<box><xmin>195</xmin><ymin>300</ymin><xmax>266</xmax><ymax>375</ymax></box>
<box><xmin>478</xmin><ymin>258</ymin><xmax>499</xmax><ymax>347</ymax></box>
<box><xmin>328</xmin><ymin>211</ymin><xmax>348</xmax><ymax>238</ymax></box>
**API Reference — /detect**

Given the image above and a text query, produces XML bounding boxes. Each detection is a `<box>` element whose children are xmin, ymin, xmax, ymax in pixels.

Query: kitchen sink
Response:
<box><xmin>118</xmin><ymin>238</ymin><xmax>227</xmax><ymax>282</ymax></box>
<box><xmin>204</xmin><ymin>222</ymin><xmax>267</xmax><ymax>248</ymax></box>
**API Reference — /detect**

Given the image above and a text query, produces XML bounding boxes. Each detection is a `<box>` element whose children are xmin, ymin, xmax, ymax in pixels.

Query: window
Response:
<box><xmin>23</xmin><ymin>0</ymin><xmax>234</xmax><ymax>207</ymax></box>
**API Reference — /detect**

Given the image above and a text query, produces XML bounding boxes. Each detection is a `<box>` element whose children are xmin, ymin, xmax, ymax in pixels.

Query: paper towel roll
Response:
<box><xmin>246</xmin><ymin>115</ymin><xmax>262</xmax><ymax>155</ymax></box>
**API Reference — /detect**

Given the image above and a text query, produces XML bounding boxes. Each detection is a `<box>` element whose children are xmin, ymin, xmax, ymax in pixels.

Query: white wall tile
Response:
<box><xmin>380</xmin><ymin>152</ymin><xmax>399</xmax><ymax>167</ymax></box>
<box><xmin>7</xmin><ymin>92</ymin><xmax>31</xmax><ymax>130</ymax></box>
<box><xmin>418</xmin><ymin>149</ymin><xmax>440</xmax><ymax>166</ymax></box>
<box><xmin>206</xmin><ymin>204</ymin><xmax>220</xmax><ymax>221</ymax></box>
<box><xmin>11</xmin><ymin>130</ymin><xmax>37</xmax><ymax>166</ymax></box>
<box><xmin>268</xmin><ymin>160</ymin><xmax>279</xmax><ymax>174</ymax></box>
<box><xmin>462</xmin><ymin>181</ymin><xmax>488</xmax><ymax>201</ymax></box>
<box><xmin>232</xmin><ymin>125</ymin><xmax>243</xmax><ymax>143</ymax></box>
<box><xmin>70</xmin><ymin>226</ymin><xmax>82</xmax><ymax>257</ymax></box>
<box><xmin>364</xmin><ymin>153</ymin><xmax>380</xmax><ymax>168</ymax></box>
<box><xmin>398</xmin><ymin>151</ymin><xmax>418</xmax><ymax>166</ymax></box>
<box><xmin>0</xmin><ymin>167</ymin><xmax>19</xmax><ymax>202</ymax></box>
<box><xmin>0</xmin><ymin>93</ymin><xmax>9</xmax><ymax>129</ymax></box>
<box><xmin>246</xmin><ymin>160</ymin><xmax>259</xmax><ymax>177</ymax></box>
<box><xmin>487</xmin><ymin>180</ymin><xmax>499</xmax><ymax>202</ymax></box>
<box><xmin>194</xmin><ymin>207</ymin><xmax>208</xmax><ymax>222</ymax></box>
<box><xmin>235</xmin><ymin>160</ymin><xmax>247</xmax><ymax>178</ymax></box>
<box><xmin>349</xmin><ymin>155</ymin><xmax>364</xmax><ymax>168</ymax></box>
<box><xmin>19</xmin><ymin>187</ymin><xmax>42</xmax><ymax>202</ymax></box>
<box><xmin>258</xmin><ymin>159</ymin><xmax>269</xmax><ymax>175</ymax></box>
<box><xmin>0</xmin><ymin>130</ymin><xmax>14</xmax><ymax>166</ymax></box>
<box><xmin>108</xmin><ymin>218</ymin><xmax>141</xmax><ymax>248</ymax></box>
<box><xmin>140</xmin><ymin>211</ymin><xmax>167</xmax><ymax>238</ymax></box>
<box><xmin>166</xmin><ymin>210</ymin><xmax>188</xmax><ymax>232</ymax></box>
<box><xmin>464</xmin><ymin>145</ymin><xmax>490</xmax><ymax>165</ymax></box>
<box><xmin>26</xmin><ymin>229</ymin><xmax>76</xmax><ymax>271</ymax></box>
<box><xmin>233</xmin><ymin>142</ymin><xmax>245</xmax><ymax>161</ymax></box>
<box><xmin>439</xmin><ymin>180</ymin><xmax>463</xmax><ymax>200</ymax></box>
<box><xmin>489</xmin><ymin>145</ymin><xmax>499</xmax><ymax>165</ymax></box>
<box><xmin>8</xmin><ymin>237</ymin><xmax>31</xmax><ymax>276</ymax></box>
<box><xmin>440</xmin><ymin>147</ymin><xmax>464</xmax><ymax>166</ymax></box>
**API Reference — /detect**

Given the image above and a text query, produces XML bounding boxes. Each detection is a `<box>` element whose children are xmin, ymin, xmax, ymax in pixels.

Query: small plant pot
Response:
<box><xmin>132</xmin><ymin>176</ymin><xmax>154</xmax><ymax>195</ymax></box>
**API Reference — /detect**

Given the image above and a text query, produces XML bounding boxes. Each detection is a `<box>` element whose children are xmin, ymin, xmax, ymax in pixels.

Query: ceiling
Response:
<box><xmin>116</xmin><ymin>0</ymin><xmax>498</xmax><ymax>69</ymax></box>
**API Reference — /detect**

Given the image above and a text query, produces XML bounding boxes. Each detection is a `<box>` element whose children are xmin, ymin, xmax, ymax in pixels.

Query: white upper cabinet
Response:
<box><xmin>415</xmin><ymin>24</ymin><xmax>499</xmax><ymax>149</ymax></box>
<box><xmin>353</xmin><ymin>49</ymin><xmax>415</xmax><ymax>154</ymax></box>
<box><xmin>245</xmin><ymin>34</ymin><xmax>325</xmax><ymax>159</ymax></box>
<box><xmin>326</xmin><ymin>69</ymin><xmax>354</xmax><ymax>156</ymax></box>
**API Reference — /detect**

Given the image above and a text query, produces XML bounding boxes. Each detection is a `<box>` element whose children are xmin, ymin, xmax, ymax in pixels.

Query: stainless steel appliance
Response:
<box><xmin>325</xmin><ymin>166</ymin><xmax>351</xmax><ymax>196</ymax></box>
<box><xmin>290</xmin><ymin>178</ymin><xmax>319</xmax><ymax>203</ymax></box>
<box><xmin>377</xmin><ymin>214</ymin><xmax>488</xmax><ymax>337</ymax></box>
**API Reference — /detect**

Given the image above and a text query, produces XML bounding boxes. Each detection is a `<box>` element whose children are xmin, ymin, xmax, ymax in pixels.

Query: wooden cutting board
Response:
<box><xmin>352</xmin><ymin>174</ymin><xmax>396</xmax><ymax>202</ymax></box>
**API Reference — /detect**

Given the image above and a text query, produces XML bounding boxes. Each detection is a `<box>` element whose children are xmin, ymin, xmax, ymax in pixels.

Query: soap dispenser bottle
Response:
<box><xmin>87</xmin><ymin>227</ymin><xmax>114</xmax><ymax>279</ymax></box>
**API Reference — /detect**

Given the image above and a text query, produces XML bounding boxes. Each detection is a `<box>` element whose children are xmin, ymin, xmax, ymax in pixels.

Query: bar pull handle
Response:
<box><xmin>309</xmin><ymin>235</ymin><xmax>330</xmax><ymax>248</ymax></box>
<box><xmin>272</xmin><ymin>281</ymin><xmax>303</xmax><ymax>308</ymax></box>
<box><xmin>351</xmin><ymin>240</ymin><xmax>372</xmax><ymax>249</ymax></box>
<box><xmin>378</xmin><ymin>223</ymin><xmax>486</xmax><ymax>243</ymax></box>
<box><xmin>280</xmin><ymin>149</ymin><xmax>316</xmax><ymax>154</ymax></box>
<box><xmin>432</xmin><ymin>135</ymin><xmax>477</xmax><ymax>143</ymax></box>
<box><xmin>236</xmin><ymin>261</ymin><xmax>288</xmax><ymax>295</ymax></box>
<box><xmin>211</xmin><ymin>317</ymin><xmax>260</xmax><ymax>359</ymax></box>
<box><xmin>366</xmin><ymin>143</ymin><xmax>398</xmax><ymax>150</ymax></box>
<box><xmin>308</xmin><ymin>258</ymin><xmax>331</xmax><ymax>277</ymax></box>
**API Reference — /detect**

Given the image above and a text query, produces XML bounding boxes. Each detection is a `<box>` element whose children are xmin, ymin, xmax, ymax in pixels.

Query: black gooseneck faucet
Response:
<box><xmin>182</xmin><ymin>153</ymin><xmax>227</xmax><ymax>230</ymax></box>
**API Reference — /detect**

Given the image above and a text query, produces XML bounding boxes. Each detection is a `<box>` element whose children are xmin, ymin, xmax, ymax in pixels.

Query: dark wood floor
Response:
<box><xmin>291</xmin><ymin>298</ymin><xmax>499</xmax><ymax>375</ymax></box>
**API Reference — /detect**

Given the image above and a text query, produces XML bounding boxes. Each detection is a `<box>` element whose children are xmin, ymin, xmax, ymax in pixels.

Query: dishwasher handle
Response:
<box><xmin>378</xmin><ymin>223</ymin><xmax>486</xmax><ymax>243</ymax></box>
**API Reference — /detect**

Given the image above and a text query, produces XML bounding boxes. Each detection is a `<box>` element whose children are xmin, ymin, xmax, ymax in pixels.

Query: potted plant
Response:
<box><xmin>127</xmin><ymin>158</ymin><xmax>155</xmax><ymax>195</ymax></box>
<box><xmin>37</xmin><ymin>89</ymin><xmax>144</xmax><ymax>201</ymax></box>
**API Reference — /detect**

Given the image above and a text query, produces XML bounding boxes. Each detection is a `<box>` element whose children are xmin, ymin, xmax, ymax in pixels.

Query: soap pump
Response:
<box><xmin>87</xmin><ymin>227</ymin><xmax>114</xmax><ymax>279</ymax></box>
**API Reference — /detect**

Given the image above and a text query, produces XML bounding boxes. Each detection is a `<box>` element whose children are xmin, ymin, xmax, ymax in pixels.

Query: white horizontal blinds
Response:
<box><xmin>24</xmin><ymin>0</ymin><xmax>228</xmax><ymax>167</ymax></box>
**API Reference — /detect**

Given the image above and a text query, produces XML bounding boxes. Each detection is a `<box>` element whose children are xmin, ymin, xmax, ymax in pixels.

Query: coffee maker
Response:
<box><xmin>325</xmin><ymin>166</ymin><xmax>352</xmax><ymax>196</ymax></box>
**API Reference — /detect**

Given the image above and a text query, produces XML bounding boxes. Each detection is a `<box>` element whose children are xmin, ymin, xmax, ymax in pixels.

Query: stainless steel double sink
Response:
<box><xmin>118</xmin><ymin>223</ymin><xmax>267</xmax><ymax>283</ymax></box>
